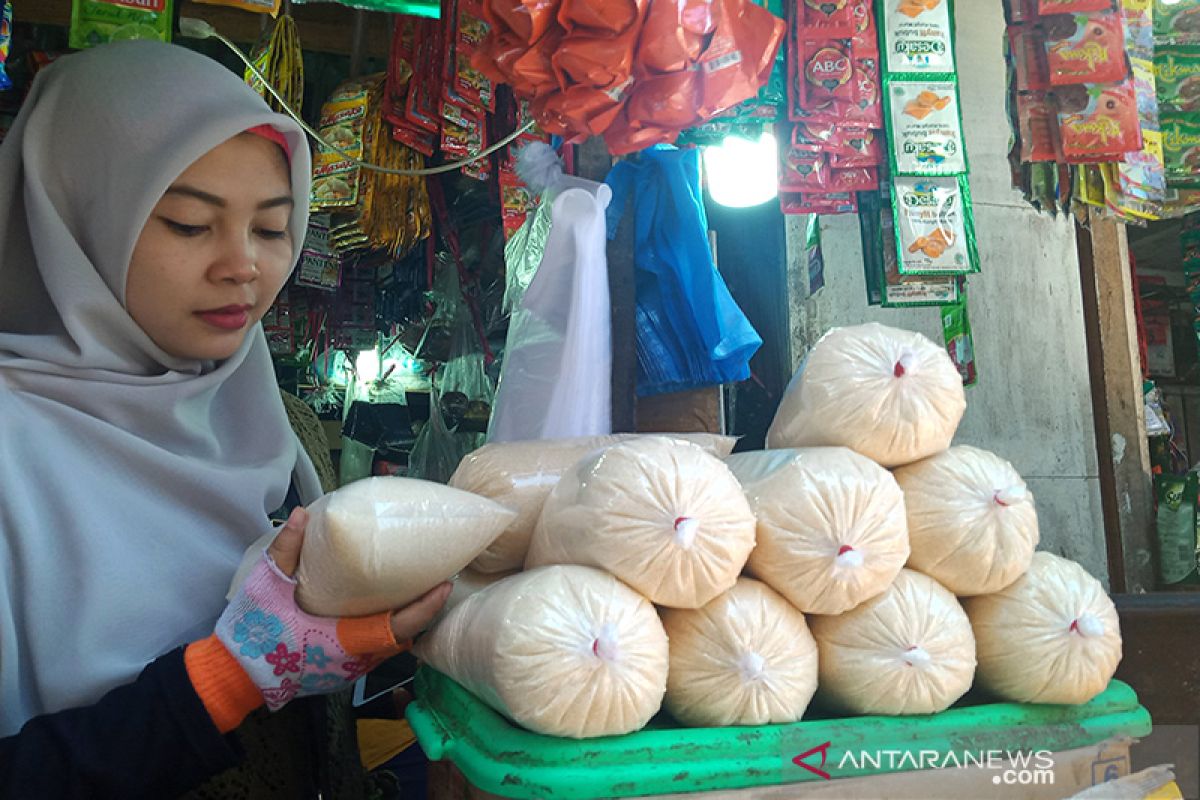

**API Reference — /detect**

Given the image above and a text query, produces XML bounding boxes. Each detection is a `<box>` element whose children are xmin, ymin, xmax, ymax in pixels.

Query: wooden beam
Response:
<box><xmin>1077</xmin><ymin>208</ymin><xmax>1157</xmax><ymax>594</ymax></box>
<box><xmin>14</xmin><ymin>0</ymin><xmax>392</xmax><ymax>58</ymax></box>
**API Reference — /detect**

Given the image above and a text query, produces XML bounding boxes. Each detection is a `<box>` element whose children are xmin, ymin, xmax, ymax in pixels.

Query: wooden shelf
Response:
<box><xmin>15</xmin><ymin>0</ymin><xmax>392</xmax><ymax>58</ymax></box>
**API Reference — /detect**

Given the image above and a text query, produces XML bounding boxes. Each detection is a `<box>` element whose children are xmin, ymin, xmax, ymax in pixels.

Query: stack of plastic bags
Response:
<box><xmin>472</xmin><ymin>0</ymin><xmax>784</xmax><ymax>152</ymax></box>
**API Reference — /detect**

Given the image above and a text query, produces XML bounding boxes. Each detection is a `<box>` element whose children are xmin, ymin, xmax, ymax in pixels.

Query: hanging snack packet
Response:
<box><xmin>311</xmin><ymin>81</ymin><xmax>372</xmax><ymax>211</ymax></box>
<box><xmin>795</xmin><ymin>38</ymin><xmax>857</xmax><ymax>122</ymax></box>
<box><xmin>70</xmin><ymin>0</ymin><xmax>173</xmax><ymax>50</ymax></box>
<box><xmin>1161</xmin><ymin>112</ymin><xmax>1200</xmax><ymax>186</ymax></box>
<box><xmin>638</xmin><ymin>0</ymin><xmax>714</xmax><ymax>73</ymax></box>
<box><xmin>1155</xmin><ymin>44</ymin><xmax>1200</xmax><ymax>113</ymax></box>
<box><xmin>879</xmin><ymin>182</ymin><xmax>960</xmax><ymax>307</ymax></box>
<box><xmin>780</xmin><ymin>191</ymin><xmax>859</xmax><ymax>213</ymax></box>
<box><xmin>798</xmin><ymin>0</ymin><xmax>856</xmax><ymax>35</ymax></box>
<box><xmin>779</xmin><ymin>147</ymin><xmax>831</xmax><ymax>191</ymax></box>
<box><xmin>1039</xmin><ymin>0</ymin><xmax>1111</xmax><ymax>14</ymax></box>
<box><xmin>886</xmin><ymin>80</ymin><xmax>967</xmax><ymax>174</ymax></box>
<box><xmin>880</xmin><ymin>0</ymin><xmax>956</xmax><ymax>75</ymax></box>
<box><xmin>941</xmin><ymin>280</ymin><xmax>977</xmax><ymax>386</ymax></box>
<box><xmin>1017</xmin><ymin>91</ymin><xmax>1062</xmax><ymax>162</ymax></box>
<box><xmin>1042</xmin><ymin>12</ymin><xmax>1129</xmax><ymax>87</ymax></box>
<box><xmin>1153</xmin><ymin>0</ymin><xmax>1200</xmax><ymax>41</ymax></box>
<box><xmin>891</xmin><ymin>175</ymin><xmax>979</xmax><ymax>274</ymax></box>
<box><xmin>1053</xmin><ymin>80</ymin><xmax>1142</xmax><ymax>163</ymax></box>
<box><xmin>1011</xmin><ymin>25</ymin><xmax>1051</xmax><ymax>92</ymax></box>
<box><xmin>845</xmin><ymin>58</ymin><xmax>884</xmax><ymax>127</ymax></box>
<box><xmin>0</xmin><ymin>1</ymin><xmax>11</xmax><ymax>93</ymax></box>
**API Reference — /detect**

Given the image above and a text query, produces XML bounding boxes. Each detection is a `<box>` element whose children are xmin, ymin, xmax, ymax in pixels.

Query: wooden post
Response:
<box><xmin>348</xmin><ymin>9</ymin><xmax>367</xmax><ymax>78</ymax></box>
<box><xmin>577</xmin><ymin>137</ymin><xmax>638</xmax><ymax>434</ymax></box>
<box><xmin>1077</xmin><ymin>208</ymin><xmax>1156</xmax><ymax>594</ymax></box>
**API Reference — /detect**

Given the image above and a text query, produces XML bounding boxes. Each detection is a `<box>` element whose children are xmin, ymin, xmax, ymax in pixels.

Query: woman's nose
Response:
<box><xmin>210</xmin><ymin>231</ymin><xmax>259</xmax><ymax>284</ymax></box>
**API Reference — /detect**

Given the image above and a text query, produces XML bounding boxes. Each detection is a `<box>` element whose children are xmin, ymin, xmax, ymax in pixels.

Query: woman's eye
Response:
<box><xmin>161</xmin><ymin>219</ymin><xmax>208</xmax><ymax>237</ymax></box>
<box><xmin>256</xmin><ymin>228</ymin><xmax>289</xmax><ymax>241</ymax></box>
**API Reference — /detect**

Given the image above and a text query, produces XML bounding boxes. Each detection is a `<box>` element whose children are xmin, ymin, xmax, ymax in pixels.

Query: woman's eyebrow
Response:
<box><xmin>164</xmin><ymin>184</ymin><xmax>294</xmax><ymax>210</ymax></box>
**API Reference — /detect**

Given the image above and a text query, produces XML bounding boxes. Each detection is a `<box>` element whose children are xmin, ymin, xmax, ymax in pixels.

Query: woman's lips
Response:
<box><xmin>195</xmin><ymin>305</ymin><xmax>251</xmax><ymax>330</ymax></box>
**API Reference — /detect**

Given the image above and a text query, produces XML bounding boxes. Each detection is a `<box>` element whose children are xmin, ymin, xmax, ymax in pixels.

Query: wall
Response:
<box><xmin>785</xmin><ymin>0</ymin><xmax>1109</xmax><ymax>581</ymax></box>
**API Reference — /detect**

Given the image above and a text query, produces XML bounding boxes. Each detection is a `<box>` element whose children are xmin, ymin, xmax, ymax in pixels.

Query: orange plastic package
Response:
<box><xmin>637</xmin><ymin>0</ymin><xmax>715</xmax><ymax>74</ymax></box>
<box><xmin>489</xmin><ymin>0</ymin><xmax>561</xmax><ymax>44</ymax></box>
<box><xmin>553</xmin><ymin>27</ymin><xmax>639</xmax><ymax>88</ymax></box>
<box><xmin>510</xmin><ymin>28</ymin><xmax>567</xmax><ymax>98</ymax></box>
<box><xmin>695</xmin><ymin>0</ymin><xmax>784</xmax><ymax>119</ymax></box>
<box><xmin>533</xmin><ymin>81</ymin><xmax>630</xmax><ymax>137</ymax></box>
<box><xmin>472</xmin><ymin>31</ymin><xmax>526</xmax><ymax>84</ymax></box>
<box><xmin>605</xmin><ymin>116</ymin><xmax>680</xmax><ymax>154</ymax></box>
<box><xmin>625</xmin><ymin>71</ymin><xmax>701</xmax><ymax>130</ymax></box>
<box><xmin>558</xmin><ymin>0</ymin><xmax>646</xmax><ymax>35</ymax></box>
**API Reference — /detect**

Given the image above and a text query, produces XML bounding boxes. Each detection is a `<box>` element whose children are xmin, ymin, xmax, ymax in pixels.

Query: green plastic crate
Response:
<box><xmin>407</xmin><ymin>667</ymin><xmax>1152</xmax><ymax>799</ymax></box>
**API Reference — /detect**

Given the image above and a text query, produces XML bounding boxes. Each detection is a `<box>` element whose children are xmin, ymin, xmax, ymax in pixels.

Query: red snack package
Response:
<box><xmin>843</xmin><ymin>61</ymin><xmax>883</xmax><ymax>127</ymax></box>
<box><xmin>638</xmin><ymin>0</ymin><xmax>715</xmax><ymax>74</ymax></box>
<box><xmin>850</xmin><ymin>0</ymin><xmax>878</xmax><ymax>56</ymax></box>
<box><xmin>1017</xmin><ymin>91</ymin><xmax>1061</xmax><ymax>162</ymax></box>
<box><xmin>391</xmin><ymin>122</ymin><xmax>437</xmax><ymax>157</ymax></box>
<box><xmin>696</xmin><ymin>0</ymin><xmax>785</xmax><ymax>119</ymax></box>
<box><xmin>453</xmin><ymin>0</ymin><xmax>497</xmax><ymax>112</ymax></box>
<box><xmin>489</xmin><ymin>0</ymin><xmax>561</xmax><ymax>44</ymax></box>
<box><xmin>798</xmin><ymin>0</ymin><xmax>856</xmax><ymax>37</ymax></box>
<box><xmin>830</xmin><ymin>128</ymin><xmax>883</xmax><ymax>165</ymax></box>
<box><xmin>558</xmin><ymin>0</ymin><xmax>646</xmax><ymax>34</ymax></box>
<box><xmin>779</xmin><ymin>191</ymin><xmax>858</xmax><ymax>214</ymax></box>
<box><xmin>1043</xmin><ymin>12</ymin><xmax>1128</xmax><ymax>86</ymax></box>
<box><xmin>829</xmin><ymin>165</ymin><xmax>877</xmax><ymax>191</ymax></box>
<box><xmin>473</xmin><ymin>32</ymin><xmax>525</xmax><ymax>85</ymax></box>
<box><xmin>779</xmin><ymin>148</ymin><xmax>830</xmax><ymax>191</ymax></box>
<box><xmin>1052</xmin><ymin>80</ymin><xmax>1142</xmax><ymax>163</ymax></box>
<box><xmin>499</xmin><ymin>160</ymin><xmax>536</xmax><ymax>239</ymax></box>
<box><xmin>792</xmin><ymin>120</ymin><xmax>838</xmax><ymax>150</ymax></box>
<box><xmin>604</xmin><ymin>108</ymin><xmax>681</xmax><ymax>154</ymax></box>
<box><xmin>1038</xmin><ymin>0</ymin><xmax>1112</xmax><ymax>16</ymax></box>
<box><xmin>511</xmin><ymin>28</ymin><xmax>566</xmax><ymax>98</ymax></box>
<box><xmin>795</xmin><ymin>38</ymin><xmax>857</xmax><ymax>122</ymax></box>
<box><xmin>534</xmin><ymin>80</ymin><xmax>630</xmax><ymax>137</ymax></box>
<box><xmin>1010</xmin><ymin>24</ymin><xmax>1050</xmax><ymax>92</ymax></box>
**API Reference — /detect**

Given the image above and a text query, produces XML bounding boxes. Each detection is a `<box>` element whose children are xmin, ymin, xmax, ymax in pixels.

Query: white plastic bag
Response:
<box><xmin>414</xmin><ymin>565</ymin><xmax>669</xmax><ymax>738</ymax></box>
<box><xmin>452</xmin><ymin>433</ymin><xmax>736</xmax><ymax>573</ymax></box>
<box><xmin>767</xmin><ymin>323</ymin><xmax>966</xmax><ymax>468</ymax></box>
<box><xmin>809</xmin><ymin>569</ymin><xmax>977</xmax><ymax>715</ymax></box>
<box><xmin>964</xmin><ymin>552</ymin><xmax>1122</xmax><ymax>705</ymax></box>
<box><xmin>726</xmin><ymin>448</ymin><xmax>910</xmax><ymax>615</ymax></box>
<box><xmin>661</xmin><ymin>578</ymin><xmax>819</xmax><ymax>727</ymax></box>
<box><xmin>526</xmin><ymin>437</ymin><xmax>757</xmax><ymax>609</ymax></box>
<box><xmin>894</xmin><ymin>445</ymin><xmax>1039</xmax><ymax>596</ymax></box>
<box><xmin>441</xmin><ymin>567</ymin><xmax>517</xmax><ymax>617</ymax></box>
<box><xmin>488</xmin><ymin>181</ymin><xmax>613</xmax><ymax>443</ymax></box>
<box><xmin>293</xmin><ymin>477</ymin><xmax>516</xmax><ymax>617</ymax></box>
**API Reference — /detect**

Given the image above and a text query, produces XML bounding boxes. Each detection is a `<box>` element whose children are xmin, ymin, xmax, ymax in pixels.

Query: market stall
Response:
<box><xmin>0</xmin><ymin>0</ymin><xmax>1186</xmax><ymax>796</ymax></box>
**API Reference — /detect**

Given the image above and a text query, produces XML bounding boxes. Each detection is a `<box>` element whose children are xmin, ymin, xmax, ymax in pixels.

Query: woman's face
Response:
<box><xmin>126</xmin><ymin>133</ymin><xmax>295</xmax><ymax>362</ymax></box>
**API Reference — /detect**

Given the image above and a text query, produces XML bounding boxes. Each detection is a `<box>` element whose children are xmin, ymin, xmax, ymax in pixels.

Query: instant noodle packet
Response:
<box><xmin>70</xmin><ymin>0</ymin><xmax>173</xmax><ymax>50</ymax></box>
<box><xmin>311</xmin><ymin>82</ymin><xmax>371</xmax><ymax>211</ymax></box>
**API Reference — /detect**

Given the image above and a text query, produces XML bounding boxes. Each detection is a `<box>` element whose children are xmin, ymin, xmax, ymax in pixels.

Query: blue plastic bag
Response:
<box><xmin>605</xmin><ymin>146</ymin><xmax>762</xmax><ymax>397</ymax></box>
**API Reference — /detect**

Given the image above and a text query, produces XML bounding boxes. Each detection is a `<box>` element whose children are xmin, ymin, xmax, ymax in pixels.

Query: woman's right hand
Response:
<box><xmin>215</xmin><ymin>508</ymin><xmax>451</xmax><ymax>711</ymax></box>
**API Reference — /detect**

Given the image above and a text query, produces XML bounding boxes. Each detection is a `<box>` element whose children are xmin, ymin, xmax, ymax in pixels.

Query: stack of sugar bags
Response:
<box><xmin>450</xmin><ymin>433</ymin><xmax>735</xmax><ymax>573</ymax></box>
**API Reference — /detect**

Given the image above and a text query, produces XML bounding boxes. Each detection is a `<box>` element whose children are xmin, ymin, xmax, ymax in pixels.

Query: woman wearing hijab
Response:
<box><xmin>0</xmin><ymin>41</ymin><xmax>451</xmax><ymax>797</ymax></box>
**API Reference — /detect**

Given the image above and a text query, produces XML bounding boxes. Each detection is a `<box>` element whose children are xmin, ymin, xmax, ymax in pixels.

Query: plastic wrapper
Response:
<box><xmin>603</xmin><ymin>109</ymin><xmax>683</xmax><ymax>154</ymax></box>
<box><xmin>1154</xmin><ymin>44</ymin><xmax>1200</xmax><ymax>113</ymax></box>
<box><xmin>526</xmin><ymin>437</ymin><xmax>757</xmax><ymax>608</ymax></box>
<box><xmin>244</xmin><ymin>14</ymin><xmax>304</xmax><ymax>116</ymax></box>
<box><xmin>452</xmin><ymin>433</ymin><xmax>736</xmax><ymax>573</ymax></box>
<box><xmin>624</xmin><ymin>71</ymin><xmax>703</xmax><ymax>130</ymax></box>
<box><xmin>894</xmin><ymin>446</ymin><xmax>1040</xmax><ymax>597</ymax></box>
<box><xmin>809</xmin><ymin>569</ymin><xmax>977</xmax><ymax>715</ymax></box>
<box><xmin>892</xmin><ymin>175</ymin><xmax>979</xmax><ymax>274</ymax></box>
<box><xmin>407</xmin><ymin>387</ymin><xmax>468</xmax><ymax>484</ymax></box>
<box><xmin>942</xmin><ymin>280</ymin><xmax>977</xmax><ymax>385</ymax></box>
<box><xmin>194</xmin><ymin>0</ymin><xmax>279</xmax><ymax>11</ymax></box>
<box><xmin>726</xmin><ymin>448</ymin><xmax>910</xmax><ymax>615</ymax></box>
<box><xmin>502</xmin><ymin>195</ymin><xmax>553</xmax><ymax>312</ymax></box>
<box><xmin>1153</xmin><ymin>472</ymin><xmax>1200</xmax><ymax>586</ymax></box>
<box><xmin>1018</xmin><ymin>91</ymin><xmax>1061</xmax><ymax>162</ymax></box>
<box><xmin>964</xmin><ymin>552</ymin><xmax>1122</xmax><ymax>705</ymax></box>
<box><xmin>1043</xmin><ymin>12</ymin><xmax>1129</xmax><ymax>87</ymax></box>
<box><xmin>886</xmin><ymin>80</ymin><xmax>967</xmax><ymax>175</ymax></box>
<box><xmin>292</xmin><ymin>476</ymin><xmax>516</xmax><ymax>617</ymax></box>
<box><xmin>1053</xmin><ymin>80</ymin><xmax>1143</xmax><ymax>164</ymax></box>
<box><xmin>557</xmin><ymin>0</ymin><xmax>646</xmax><ymax>35</ymax></box>
<box><xmin>69</xmin><ymin>0</ymin><xmax>174</xmax><ymax>50</ymax></box>
<box><xmin>0</xmin><ymin>1</ymin><xmax>11</xmax><ymax>92</ymax></box>
<box><xmin>637</xmin><ymin>0</ymin><xmax>714</xmax><ymax>74</ymax></box>
<box><xmin>661</xmin><ymin>578</ymin><xmax>819</xmax><ymax>727</ymax></box>
<box><xmin>414</xmin><ymin>565</ymin><xmax>669</xmax><ymax>738</ymax></box>
<box><xmin>441</xmin><ymin>567</ymin><xmax>517</xmax><ymax>617</ymax></box>
<box><xmin>553</xmin><ymin>29</ymin><xmax>639</xmax><ymax>90</ymax></box>
<box><xmin>694</xmin><ymin>0</ymin><xmax>785</xmax><ymax>120</ymax></box>
<box><xmin>311</xmin><ymin>80</ymin><xmax>372</xmax><ymax>210</ymax></box>
<box><xmin>533</xmin><ymin>83</ymin><xmax>629</xmax><ymax>137</ymax></box>
<box><xmin>880</xmin><ymin>0</ymin><xmax>955</xmax><ymax>74</ymax></box>
<box><xmin>604</xmin><ymin>147</ymin><xmax>762</xmax><ymax>395</ymax></box>
<box><xmin>1154</xmin><ymin>0</ymin><xmax>1200</xmax><ymax>40</ymax></box>
<box><xmin>489</xmin><ymin>183</ymin><xmax>613</xmax><ymax>443</ymax></box>
<box><xmin>767</xmin><ymin>322</ymin><xmax>966</xmax><ymax>468</ymax></box>
<box><xmin>798</xmin><ymin>0</ymin><xmax>855</xmax><ymax>35</ymax></box>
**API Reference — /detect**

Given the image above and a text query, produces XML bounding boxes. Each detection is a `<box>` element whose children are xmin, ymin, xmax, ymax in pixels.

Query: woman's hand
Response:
<box><xmin>268</xmin><ymin>508</ymin><xmax>453</xmax><ymax>644</ymax></box>
<box><xmin>214</xmin><ymin>507</ymin><xmax>452</xmax><ymax>711</ymax></box>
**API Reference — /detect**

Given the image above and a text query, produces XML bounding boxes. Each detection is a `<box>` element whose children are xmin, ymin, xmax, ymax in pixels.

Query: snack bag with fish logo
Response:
<box><xmin>886</xmin><ymin>80</ymin><xmax>967</xmax><ymax>174</ymax></box>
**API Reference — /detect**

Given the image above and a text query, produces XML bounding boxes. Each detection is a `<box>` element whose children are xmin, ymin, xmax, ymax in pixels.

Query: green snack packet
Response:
<box><xmin>1160</xmin><ymin>112</ymin><xmax>1200</xmax><ymax>186</ymax></box>
<box><xmin>1155</xmin><ymin>472</ymin><xmax>1200</xmax><ymax>586</ymax></box>
<box><xmin>885</xmin><ymin>80</ymin><xmax>968</xmax><ymax>176</ymax></box>
<box><xmin>941</xmin><ymin>278</ymin><xmax>976</xmax><ymax>386</ymax></box>
<box><xmin>891</xmin><ymin>174</ymin><xmax>980</xmax><ymax>274</ymax></box>
<box><xmin>1153</xmin><ymin>44</ymin><xmax>1200</xmax><ymax>113</ymax></box>
<box><xmin>1154</xmin><ymin>0</ymin><xmax>1200</xmax><ymax>41</ymax></box>
<box><xmin>70</xmin><ymin>0</ymin><xmax>173</xmax><ymax>50</ymax></box>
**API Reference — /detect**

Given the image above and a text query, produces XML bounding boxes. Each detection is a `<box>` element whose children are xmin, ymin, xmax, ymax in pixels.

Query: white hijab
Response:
<box><xmin>0</xmin><ymin>41</ymin><xmax>323</xmax><ymax>734</ymax></box>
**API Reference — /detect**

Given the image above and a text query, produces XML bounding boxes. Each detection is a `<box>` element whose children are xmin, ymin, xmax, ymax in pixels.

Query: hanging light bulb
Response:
<box><xmin>703</xmin><ymin>130</ymin><xmax>779</xmax><ymax>208</ymax></box>
<box><xmin>355</xmin><ymin>348</ymin><xmax>380</xmax><ymax>385</ymax></box>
